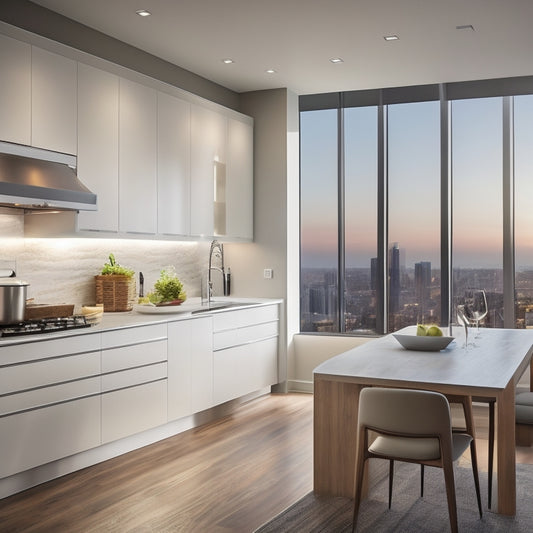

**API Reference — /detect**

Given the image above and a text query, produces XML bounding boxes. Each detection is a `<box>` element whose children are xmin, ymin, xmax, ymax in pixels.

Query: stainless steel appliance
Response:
<box><xmin>0</xmin><ymin>272</ymin><xmax>29</xmax><ymax>324</ymax></box>
<box><xmin>0</xmin><ymin>315</ymin><xmax>90</xmax><ymax>338</ymax></box>
<box><xmin>0</xmin><ymin>141</ymin><xmax>97</xmax><ymax>211</ymax></box>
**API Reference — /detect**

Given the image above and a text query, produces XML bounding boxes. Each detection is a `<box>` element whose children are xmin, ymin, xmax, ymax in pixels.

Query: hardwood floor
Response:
<box><xmin>0</xmin><ymin>393</ymin><xmax>313</xmax><ymax>533</ymax></box>
<box><xmin>1</xmin><ymin>393</ymin><xmax>532</xmax><ymax>532</ymax></box>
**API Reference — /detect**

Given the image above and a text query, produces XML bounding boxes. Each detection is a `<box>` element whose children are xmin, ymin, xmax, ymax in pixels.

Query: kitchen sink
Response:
<box><xmin>190</xmin><ymin>301</ymin><xmax>261</xmax><ymax>314</ymax></box>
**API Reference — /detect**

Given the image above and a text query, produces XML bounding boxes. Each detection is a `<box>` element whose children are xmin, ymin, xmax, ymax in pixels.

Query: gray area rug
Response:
<box><xmin>255</xmin><ymin>462</ymin><xmax>533</xmax><ymax>532</ymax></box>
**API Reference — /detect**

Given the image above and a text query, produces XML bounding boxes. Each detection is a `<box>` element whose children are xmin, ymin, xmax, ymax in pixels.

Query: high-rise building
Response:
<box><xmin>389</xmin><ymin>243</ymin><xmax>401</xmax><ymax>314</ymax></box>
<box><xmin>415</xmin><ymin>261</ymin><xmax>432</xmax><ymax>318</ymax></box>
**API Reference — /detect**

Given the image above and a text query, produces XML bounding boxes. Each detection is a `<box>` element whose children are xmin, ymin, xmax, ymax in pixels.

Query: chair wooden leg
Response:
<box><xmin>388</xmin><ymin>460</ymin><xmax>394</xmax><ymax>509</ymax></box>
<box><xmin>420</xmin><ymin>464</ymin><xmax>424</xmax><ymax>498</ymax></box>
<box><xmin>352</xmin><ymin>441</ymin><xmax>368</xmax><ymax>533</ymax></box>
<box><xmin>442</xmin><ymin>460</ymin><xmax>459</xmax><ymax>533</ymax></box>
<box><xmin>487</xmin><ymin>400</ymin><xmax>495</xmax><ymax>509</ymax></box>
<box><xmin>469</xmin><ymin>440</ymin><xmax>483</xmax><ymax>518</ymax></box>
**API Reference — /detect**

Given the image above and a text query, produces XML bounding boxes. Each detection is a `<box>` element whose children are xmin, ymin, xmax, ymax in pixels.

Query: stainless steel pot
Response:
<box><xmin>0</xmin><ymin>278</ymin><xmax>29</xmax><ymax>324</ymax></box>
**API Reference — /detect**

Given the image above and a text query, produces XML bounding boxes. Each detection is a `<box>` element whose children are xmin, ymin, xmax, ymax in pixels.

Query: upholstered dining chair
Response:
<box><xmin>352</xmin><ymin>387</ymin><xmax>483</xmax><ymax>533</ymax></box>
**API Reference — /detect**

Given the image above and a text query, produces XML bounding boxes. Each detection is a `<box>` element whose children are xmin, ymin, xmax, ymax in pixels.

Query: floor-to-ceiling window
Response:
<box><xmin>300</xmin><ymin>77</ymin><xmax>533</xmax><ymax>335</ymax></box>
<box><xmin>514</xmin><ymin>94</ymin><xmax>533</xmax><ymax>328</ymax></box>
<box><xmin>344</xmin><ymin>106</ymin><xmax>378</xmax><ymax>333</ymax></box>
<box><xmin>300</xmin><ymin>109</ymin><xmax>339</xmax><ymax>332</ymax></box>
<box><xmin>388</xmin><ymin>101</ymin><xmax>441</xmax><ymax>330</ymax></box>
<box><xmin>451</xmin><ymin>97</ymin><xmax>504</xmax><ymax>327</ymax></box>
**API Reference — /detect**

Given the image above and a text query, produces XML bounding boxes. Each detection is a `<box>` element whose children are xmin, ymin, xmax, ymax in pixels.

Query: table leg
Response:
<box><xmin>530</xmin><ymin>356</ymin><xmax>533</xmax><ymax>392</ymax></box>
<box><xmin>496</xmin><ymin>382</ymin><xmax>516</xmax><ymax>515</ymax></box>
<box><xmin>314</xmin><ymin>378</ymin><xmax>362</xmax><ymax>497</ymax></box>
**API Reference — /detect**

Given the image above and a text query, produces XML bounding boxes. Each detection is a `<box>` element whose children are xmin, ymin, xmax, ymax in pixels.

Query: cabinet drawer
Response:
<box><xmin>213</xmin><ymin>321</ymin><xmax>278</xmax><ymax>351</ymax></box>
<box><xmin>0</xmin><ymin>396</ymin><xmax>101</xmax><ymax>478</ymax></box>
<box><xmin>213</xmin><ymin>304</ymin><xmax>279</xmax><ymax>331</ymax></box>
<box><xmin>102</xmin><ymin>379</ymin><xmax>167</xmax><ymax>443</ymax></box>
<box><xmin>0</xmin><ymin>376</ymin><xmax>100</xmax><ymax>416</ymax></box>
<box><xmin>0</xmin><ymin>351</ymin><xmax>100</xmax><ymax>394</ymax></box>
<box><xmin>101</xmin><ymin>324</ymin><xmax>167</xmax><ymax>349</ymax></box>
<box><xmin>0</xmin><ymin>333</ymin><xmax>101</xmax><ymax>365</ymax></box>
<box><xmin>102</xmin><ymin>339</ymin><xmax>167</xmax><ymax>373</ymax></box>
<box><xmin>214</xmin><ymin>337</ymin><xmax>278</xmax><ymax>405</ymax></box>
<box><xmin>102</xmin><ymin>362</ymin><xmax>167</xmax><ymax>392</ymax></box>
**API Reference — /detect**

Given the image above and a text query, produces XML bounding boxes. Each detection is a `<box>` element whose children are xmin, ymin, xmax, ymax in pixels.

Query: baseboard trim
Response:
<box><xmin>288</xmin><ymin>380</ymin><xmax>313</xmax><ymax>393</ymax></box>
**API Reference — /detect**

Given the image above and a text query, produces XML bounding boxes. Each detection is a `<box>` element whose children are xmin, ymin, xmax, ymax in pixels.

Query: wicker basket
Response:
<box><xmin>95</xmin><ymin>275</ymin><xmax>136</xmax><ymax>312</ymax></box>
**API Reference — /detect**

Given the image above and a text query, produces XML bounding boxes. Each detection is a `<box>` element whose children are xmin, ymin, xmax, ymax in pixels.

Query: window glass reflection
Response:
<box><xmin>388</xmin><ymin>101</ymin><xmax>441</xmax><ymax>331</ymax></box>
<box><xmin>451</xmin><ymin>97</ymin><xmax>503</xmax><ymax>327</ymax></box>
<box><xmin>300</xmin><ymin>109</ymin><xmax>339</xmax><ymax>332</ymax></box>
<box><xmin>344</xmin><ymin>106</ymin><xmax>378</xmax><ymax>333</ymax></box>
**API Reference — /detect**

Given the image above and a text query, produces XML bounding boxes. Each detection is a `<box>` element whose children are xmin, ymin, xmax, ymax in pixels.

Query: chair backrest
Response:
<box><xmin>358</xmin><ymin>387</ymin><xmax>452</xmax><ymax>439</ymax></box>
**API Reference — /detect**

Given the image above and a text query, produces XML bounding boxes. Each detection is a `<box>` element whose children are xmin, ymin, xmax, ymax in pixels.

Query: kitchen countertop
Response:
<box><xmin>0</xmin><ymin>297</ymin><xmax>282</xmax><ymax>346</ymax></box>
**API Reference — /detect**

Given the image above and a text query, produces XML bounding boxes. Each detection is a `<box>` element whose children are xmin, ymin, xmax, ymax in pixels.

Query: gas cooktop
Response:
<box><xmin>0</xmin><ymin>316</ymin><xmax>91</xmax><ymax>338</ymax></box>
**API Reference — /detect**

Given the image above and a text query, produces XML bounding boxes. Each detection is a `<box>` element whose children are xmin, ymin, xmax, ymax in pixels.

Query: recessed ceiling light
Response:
<box><xmin>136</xmin><ymin>9</ymin><xmax>151</xmax><ymax>17</ymax></box>
<box><xmin>222</xmin><ymin>59</ymin><xmax>234</xmax><ymax>64</ymax></box>
<box><xmin>330</xmin><ymin>57</ymin><xmax>344</xmax><ymax>63</ymax></box>
<box><xmin>265</xmin><ymin>69</ymin><xmax>277</xmax><ymax>74</ymax></box>
<box><xmin>384</xmin><ymin>35</ymin><xmax>399</xmax><ymax>41</ymax></box>
<box><xmin>456</xmin><ymin>24</ymin><xmax>475</xmax><ymax>31</ymax></box>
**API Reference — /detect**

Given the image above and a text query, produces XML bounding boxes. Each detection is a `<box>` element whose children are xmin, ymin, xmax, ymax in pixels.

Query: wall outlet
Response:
<box><xmin>263</xmin><ymin>268</ymin><xmax>273</xmax><ymax>279</ymax></box>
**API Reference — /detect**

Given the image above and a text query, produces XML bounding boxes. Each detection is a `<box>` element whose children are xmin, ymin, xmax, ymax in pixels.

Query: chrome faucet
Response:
<box><xmin>208</xmin><ymin>240</ymin><xmax>226</xmax><ymax>304</ymax></box>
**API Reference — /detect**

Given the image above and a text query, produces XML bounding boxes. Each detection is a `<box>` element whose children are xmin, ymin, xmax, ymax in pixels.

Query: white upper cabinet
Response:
<box><xmin>190</xmin><ymin>105</ymin><xmax>227</xmax><ymax>236</ymax></box>
<box><xmin>226</xmin><ymin>118</ymin><xmax>253</xmax><ymax>240</ymax></box>
<box><xmin>0</xmin><ymin>34</ymin><xmax>31</xmax><ymax>145</ymax></box>
<box><xmin>157</xmin><ymin>92</ymin><xmax>191</xmax><ymax>236</ymax></box>
<box><xmin>77</xmin><ymin>63</ymin><xmax>119</xmax><ymax>232</ymax></box>
<box><xmin>119</xmin><ymin>78</ymin><xmax>158</xmax><ymax>234</ymax></box>
<box><xmin>31</xmin><ymin>47</ymin><xmax>77</xmax><ymax>155</ymax></box>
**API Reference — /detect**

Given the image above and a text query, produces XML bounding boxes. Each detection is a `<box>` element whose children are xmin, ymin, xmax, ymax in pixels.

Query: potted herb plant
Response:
<box><xmin>95</xmin><ymin>253</ymin><xmax>136</xmax><ymax>312</ymax></box>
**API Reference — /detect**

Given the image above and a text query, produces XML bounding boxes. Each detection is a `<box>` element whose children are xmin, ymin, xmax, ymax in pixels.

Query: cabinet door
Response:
<box><xmin>119</xmin><ymin>78</ymin><xmax>157</xmax><ymax>234</ymax></box>
<box><xmin>167</xmin><ymin>317</ymin><xmax>213</xmax><ymax>420</ymax></box>
<box><xmin>101</xmin><ymin>380</ymin><xmax>167</xmax><ymax>444</ymax></box>
<box><xmin>167</xmin><ymin>320</ymin><xmax>192</xmax><ymax>420</ymax></box>
<box><xmin>0</xmin><ymin>397</ymin><xmax>101</xmax><ymax>479</ymax></box>
<box><xmin>0</xmin><ymin>34</ymin><xmax>31</xmax><ymax>145</ymax></box>
<box><xmin>190</xmin><ymin>105</ymin><xmax>227</xmax><ymax>236</ymax></box>
<box><xmin>157</xmin><ymin>92</ymin><xmax>191</xmax><ymax>236</ymax></box>
<box><xmin>214</xmin><ymin>337</ymin><xmax>278</xmax><ymax>405</ymax></box>
<box><xmin>77</xmin><ymin>63</ymin><xmax>119</xmax><ymax>232</ymax></box>
<box><xmin>190</xmin><ymin>317</ymin><xmax>214</xmax><ymax>412</ymax></box>
<box><xmin>31</xmin><ymin>47</ymin><xmax>77</xmax><ymax>154</ymax></box>
<box><xmin>226</xmin><ymin>118</ymin><xmax>253</xmax><ymax>240</ymax></box>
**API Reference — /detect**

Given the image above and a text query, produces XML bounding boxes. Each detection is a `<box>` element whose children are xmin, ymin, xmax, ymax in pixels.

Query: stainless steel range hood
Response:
<box><xmin>0</xmin><ymin>142</ymin><xmax>97</xmax><ymax>211</ymax></box>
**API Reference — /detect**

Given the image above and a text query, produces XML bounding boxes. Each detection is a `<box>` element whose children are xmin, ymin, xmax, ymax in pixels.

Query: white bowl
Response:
<box><xmin>393</xmin><ymin>334</ymin><xmax>454</xmax><ymax>351</ymax></box>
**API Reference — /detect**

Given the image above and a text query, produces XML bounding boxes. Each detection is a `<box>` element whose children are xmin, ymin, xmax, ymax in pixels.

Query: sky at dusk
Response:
<box><xmin>301</xmin><ymin>95</ymin><xmax>533</xmax><ymax>271</ymax></box>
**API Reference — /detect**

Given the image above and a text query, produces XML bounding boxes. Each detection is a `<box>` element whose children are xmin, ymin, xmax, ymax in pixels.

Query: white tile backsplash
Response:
<box><xmin>0</xmin><ymin>212</ymin><xmax>204</xmax><ymax>311</ymax></box>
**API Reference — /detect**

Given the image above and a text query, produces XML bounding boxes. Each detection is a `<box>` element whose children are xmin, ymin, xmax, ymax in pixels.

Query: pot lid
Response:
<box><xmin>0</xmin><ymin>278</ymin><xmax>29</xmax><ymax>286</ymax></box>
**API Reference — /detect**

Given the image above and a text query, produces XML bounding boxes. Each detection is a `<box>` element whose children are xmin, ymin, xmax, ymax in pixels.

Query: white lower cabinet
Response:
<box><xmin>101</xmin><ymin>379</ymin><xmax>167</xmax><ymax>444</ymax></box>
<box><xmin>212</xmin><ymin>304</ymin><xmax>279</xmax><ymax>405</ymax></box>
<box><xmin>214</xmin><ymin>337</ymin><xmax>278</xmax><ymax>405</ymax></box>
<box><xmin>100</xmin><ymin>325</ymin><xmax>168</xmax><ymax>443</ymax></box>
<box><xmin>0</xmin><ymin>396</ymin><xmax>101</xmax><ymax>479</ymax></box>
<box><xmin>0</xmin><ymin>304</ymin><xmax>280</xmax><ymax>491</ymax></box>
<box><xmin>167</xmin><ymin>316</ymin><xmax>213</xmax><ymax>420</ymax></box>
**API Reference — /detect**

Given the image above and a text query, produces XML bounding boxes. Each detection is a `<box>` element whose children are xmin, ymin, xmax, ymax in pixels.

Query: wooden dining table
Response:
<box><xmin>313</xmin><ymin>326</ymin><xmax>533</xmax><ymax>516</ymax></box>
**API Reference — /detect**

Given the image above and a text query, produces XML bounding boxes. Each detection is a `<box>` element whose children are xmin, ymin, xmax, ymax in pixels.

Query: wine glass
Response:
<box><xmin>456</xmin><ymin>303</ymin><xmax>471</xmax><ymax>348</ymax></box>
<box><xmin>464</xmin><ymin>289</ymin><xmax>488</xmax><ymax>337</ymax></box>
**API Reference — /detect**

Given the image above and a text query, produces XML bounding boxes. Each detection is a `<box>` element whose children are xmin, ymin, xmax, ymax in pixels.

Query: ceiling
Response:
<box><xmin>31</xmin><ymin>0</ymin><xmax>533</xmax><ymax>95</ymax></box>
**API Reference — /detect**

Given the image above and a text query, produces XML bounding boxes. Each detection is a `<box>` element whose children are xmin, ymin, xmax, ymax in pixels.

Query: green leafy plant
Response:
<box><xmin>148</xmin><ymin>266</ymin><xmax>186</xmax><ymax>304</ymax></box>
<box><xmin>100</xmin><ymin>253</ymin><xmax>134</xmax><ymax>277</ymax></box>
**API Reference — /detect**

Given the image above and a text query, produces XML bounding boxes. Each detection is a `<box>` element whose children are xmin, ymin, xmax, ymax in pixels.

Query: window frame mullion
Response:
<box><xmin>338</xmin><ymin>103</ymin><xmax>346</xmax><ymax>332</ymax></box>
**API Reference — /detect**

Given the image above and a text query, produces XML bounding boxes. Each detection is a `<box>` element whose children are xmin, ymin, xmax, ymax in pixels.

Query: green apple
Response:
<box><xmin>416</xmin><ymin>324</ymin><xmax>427</xmax><ymax>336</ymax></box>
<box><xmin>426</xmin><ymin>325</ymin><xmax>443</xmax><ymax>337</ymax></box>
